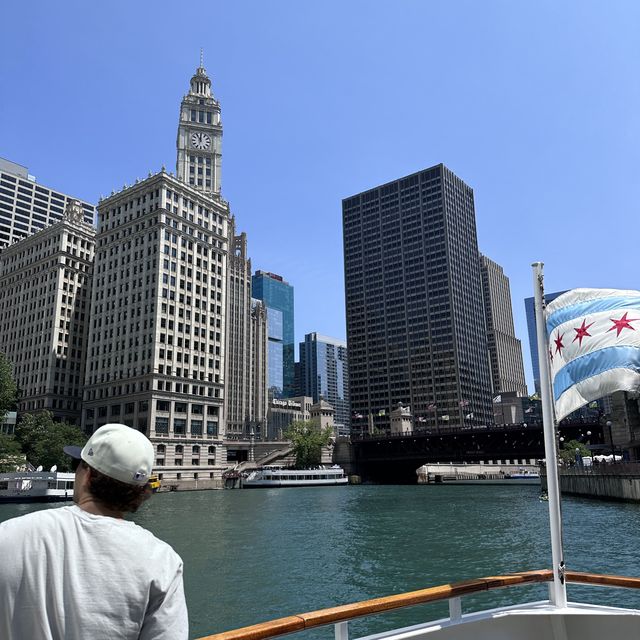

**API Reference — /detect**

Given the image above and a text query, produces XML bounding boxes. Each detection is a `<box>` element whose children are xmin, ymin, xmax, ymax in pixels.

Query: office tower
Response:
<box><xmin>250</xmin><ymin>298</ymin><xmax>269</xmax><ymax>437</ymax></box>
<box><xmin>299</xmin><ymin>333</ymin><xmax>350</xmax><ymax>436</ymax></box>
<box><xmin>524</xmin><ymin>290</ymin><xmax>567</xmax><ymax>395</ymax></box>
<box><xmin>83</xmin><ymin>63</ymin><xmax>230</xmax><ymax>488</ymax></box>
<box><xmin>0</xmin><ymin>157</ymin><xmax>95</xmax><ymax>249</ymax></box>
<box><xmin>252</xmin><ymin>270</ymin><xmax>295</xmax><ymax>398</ymax></box>
<box><xmin>0</xmin><ymin>201</ymin><xmax>95</xmax><ymax>424</ymax></box>
<box><xmin>343</xmin><ymin>164</ymin><xmax>494</xmax><ymax>433</ymax></box>
<box><xmin>480</xmin><ymin>254</ymin><xmax>527</xmax><ymax>396</ymax></box>
<box><xmin>224</xmin><ymin>218</ymin><xmax>268</xmax><ymax>439</ymax></box>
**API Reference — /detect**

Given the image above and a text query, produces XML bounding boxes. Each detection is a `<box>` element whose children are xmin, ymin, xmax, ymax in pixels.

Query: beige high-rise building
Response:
<box><xmin>480</xmin><ymin>254</ymin><xmax>527</xmax><ymax>396</ymax></box>
<box><xmin>224</xmin><ymin>219</ymin><xmax>269</xmax><ymax>440</ymax></box>
<box><xmin>0</xmin><ymin>200</ymin><xmax>95</xmax><ymax>424</ymax></box>
<box><xmin>83</xmin><ymin>63</ymin><xmax>231</xmax><ymax>488</ymax></box>
<box><xmin>0</xmin><ymin>157</ymin><xmax>95</xmax><ymax>249</ymax></box>
<box><xmin>250</xmin><ymin>298</ymin><xmax>269</xmax><ymax>437</ymax></box>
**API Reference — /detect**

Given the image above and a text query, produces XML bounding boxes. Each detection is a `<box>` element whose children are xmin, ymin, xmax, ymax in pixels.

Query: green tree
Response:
<box><xmin>559</xmin><ymin>439</ymin><xmax>591</xmax><ymax>466</ymax></box>
<box><xmin>14</xmin><ymin>411</ymin><xmax>87</xmax><ymax>471</ymax></box>
<box><xmin>0</xmin><ymin>433</ymin><xmax>24</xmax><ymax>471</ymax></box>
<box><xmin>284</xmin><ymin>420</ymin><xmax>333</xmax><ymax>469</ymax></box>
<box><xmin>0</xmin><ymin>352</ymin><xmax>17</xmax><ymax>419</ymax></box>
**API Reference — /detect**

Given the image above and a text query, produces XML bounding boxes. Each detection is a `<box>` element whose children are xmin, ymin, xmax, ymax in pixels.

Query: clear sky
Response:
<box><xmin>2</xmin><ymin>1</ymin><xmax>639</xmax><ymax>391</ymax></box>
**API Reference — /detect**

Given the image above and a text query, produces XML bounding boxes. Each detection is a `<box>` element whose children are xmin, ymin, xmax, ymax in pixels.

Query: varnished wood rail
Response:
<box><xmin>195</xmin><ymin>570</ymin><xmax>552</xmax><ymax>640</ymax></box>
<box><xmin>196</xmin><ymin>570</ymin><xmax>640</xmax><ymax>640</ymax></box>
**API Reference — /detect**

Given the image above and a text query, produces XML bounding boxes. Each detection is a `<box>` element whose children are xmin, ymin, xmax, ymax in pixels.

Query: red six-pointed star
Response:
<box><xmin>554</xmin><ymin>332</ymin><xmax>565</xmax><ymax>354</ymax></box>
<box><xmin>573</xmin><ymin>319</ymin><xmax>595</xmax><ymax>346</ymax></box>
<box><xmin>608</xmin><ymin>312</ymin><xmax>640</xmax><ymax>337</ymax></box>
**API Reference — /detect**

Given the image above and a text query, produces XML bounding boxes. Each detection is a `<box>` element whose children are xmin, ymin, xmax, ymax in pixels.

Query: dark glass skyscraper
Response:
<box><xmin>343</xmin><ymin>164</ymin><xmax>494</xmax><ymax>433</ymax></box>
<box><xmin>252</xmin><ymin>270</ymin><xmax>295</xmax><ymax>398</ymax></box>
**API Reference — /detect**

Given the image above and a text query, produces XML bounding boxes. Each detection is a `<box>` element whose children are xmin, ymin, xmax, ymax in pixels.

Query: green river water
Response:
<box><xmin>2</xmin><ymin>484</ymin><xmax>640</xmax><ymax>639</ymax></box>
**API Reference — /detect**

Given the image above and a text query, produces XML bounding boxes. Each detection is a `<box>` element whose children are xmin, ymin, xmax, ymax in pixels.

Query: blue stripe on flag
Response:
<box><xmin>546</xmin><ymin>296</ymin><xmax>640</xmax><ymax>334</ymax></box>
<box><xmin>553</xmin><ymin>345</ymin><xmax>640</xmax><ymax>400</ymax></box>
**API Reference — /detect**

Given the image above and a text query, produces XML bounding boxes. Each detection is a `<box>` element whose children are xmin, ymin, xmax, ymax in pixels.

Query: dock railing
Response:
<box><xmin>195</xmin><ymin>570</ymin><xmax>640</xmax><ymax>640</ymax></box>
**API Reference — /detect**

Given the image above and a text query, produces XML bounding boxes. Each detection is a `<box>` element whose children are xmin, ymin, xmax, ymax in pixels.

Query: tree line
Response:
<box><xmin>0</xmin><ymin>353</ymin><xmax>86</xmax><ymax>472</ymax></box>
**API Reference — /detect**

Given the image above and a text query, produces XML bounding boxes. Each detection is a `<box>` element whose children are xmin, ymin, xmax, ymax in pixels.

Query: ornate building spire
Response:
<box><xmin>176</xmin><ymin>60</ymin><xmax>223</xmax><ymax>196</ymax></box>
<box><xmin>189</xmin><ymin>50</ymin><xmax>212</xmax><ymax>98</ymax></box>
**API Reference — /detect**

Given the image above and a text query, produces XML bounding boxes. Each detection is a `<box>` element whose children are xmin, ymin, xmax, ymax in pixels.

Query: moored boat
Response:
<box><xmin>243</xmin><ymin>465</ymin><xmax>348</xmax><ymax>488</ymax></box>
<box><xmin>0</xmin><ymin>470</ymin><xmax>75</xmax><ymax>503</ymax></box>
<box><xmin>148</xmin><ymin>474</ymin><xmax>161</xmax><ymax>493</ymax></box>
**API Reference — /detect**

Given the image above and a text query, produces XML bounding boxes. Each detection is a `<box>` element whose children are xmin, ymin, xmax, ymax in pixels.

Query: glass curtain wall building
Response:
<box><xmin>524</xmin><ymin>290</ymin><xmax>567</xmax><ymax>395</ymax></box>
<box><xmin>252</xmin><ymin>271</ymin><xmax>295</xmax><ymax>398</ymax></box>
<box><xmin>299</xmin><ymin>333</ymin><xmax>350</xmax><ymax>436</ymax></box>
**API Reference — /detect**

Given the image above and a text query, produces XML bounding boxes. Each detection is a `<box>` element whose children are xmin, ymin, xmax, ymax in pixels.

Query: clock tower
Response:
<box><xmin>176</xmin><ymin>56</ymin><xmax>222</xmax><ymax>196</ymax></box>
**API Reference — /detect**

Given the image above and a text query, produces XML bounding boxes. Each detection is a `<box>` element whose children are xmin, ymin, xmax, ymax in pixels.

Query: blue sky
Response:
<box><xmin>2</xmin><ymin>1</ymin><xmax>639</xmax><ymax>391</ymax></box>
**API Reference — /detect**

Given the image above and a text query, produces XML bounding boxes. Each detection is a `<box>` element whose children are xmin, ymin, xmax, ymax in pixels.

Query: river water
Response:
<box><xmin>2</xmin><ymin>484</ymin><xmax>640</xmax><ymax>639</ymax></box>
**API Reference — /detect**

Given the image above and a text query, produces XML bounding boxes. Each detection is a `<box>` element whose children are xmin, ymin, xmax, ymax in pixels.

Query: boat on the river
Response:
<box><xmin>194</xmin><ymin>271</ymin><xmax>640</xmax><ymax>640</ymax></box>
<box><xmin>0</xmin><ymin>469</ymin><xmax>75</xmax><ymax>503</ymax></box>
<box><xmin>243</xmin><ymin>465</ymin><xmax>348</xmax><ymax>488</ymax></box>
<box><xmin>148</xmin><ymin>474</ymin><xmax>161</xmax><ymax>493</ymax></box>
<box><xmin>419</xmin><ymin>464</ymin><xmax>540</xmax><ymax>485</ymax></box>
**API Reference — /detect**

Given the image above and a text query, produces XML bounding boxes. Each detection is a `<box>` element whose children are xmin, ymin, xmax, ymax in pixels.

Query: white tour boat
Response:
<box><xmin>194</xmin><ymin>266</ymin><xmax>640</xmax><ymax>640</ymax></box>
<box><xmin>0</xmin><ymin>469</ymin><xmax>75</xmax><ymax>503</ymax></box>
<box><xmin>243</xmin><ymin>465</ymin><xmax>348</xmax><ymax>488</ymax></box>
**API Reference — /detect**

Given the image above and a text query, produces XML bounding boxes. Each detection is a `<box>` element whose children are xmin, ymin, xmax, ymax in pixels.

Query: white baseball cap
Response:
<box><xmin>64</xmin><ymin>423</ymin><xmax>154</xmax><ymax>486</ymax></box>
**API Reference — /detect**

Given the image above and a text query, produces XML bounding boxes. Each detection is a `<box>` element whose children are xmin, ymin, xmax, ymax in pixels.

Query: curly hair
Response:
<box><xmin>81</xmin><ymin>461</ymin><xmax>152</xmax><ymax>513</ymax></box>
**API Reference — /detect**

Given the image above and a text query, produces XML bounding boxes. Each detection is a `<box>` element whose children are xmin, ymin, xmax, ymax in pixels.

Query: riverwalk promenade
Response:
<box><xmin>543</xmin><ymin>463</ymin><xmax>640</xmax><ymax>502</ymax></box>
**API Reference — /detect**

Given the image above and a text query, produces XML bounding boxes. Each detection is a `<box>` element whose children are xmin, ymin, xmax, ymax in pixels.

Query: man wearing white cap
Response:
<box><xmin>0</xmin><ymin>423</ymin><xmax>188</xmax><ymax>639</ymax></box>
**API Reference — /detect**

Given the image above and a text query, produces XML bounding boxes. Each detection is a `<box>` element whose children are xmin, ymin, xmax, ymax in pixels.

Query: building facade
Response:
<box><xmin>224</xmin><ymin>218</ymin><xmax>269</xmax><ymax>439</ymax></box>
<box><xmin>0</xmin><ymin>200</ymin><xmax>95</xmax><ymax>424</ymax></box>
<box><xmin>250</xmin><ymin>299</ymin><xmax>269</xmax><ymax>438</ymax></box>
<box><xmin>252</xmin><ymin>270</ymin><xmax>295</xmax><ymax>398</ymax></box>
<box><xmin>0</xmin><ymin>157</ymin><xmax>95</xmax><ymax>249</ymax></box>
<box><xmin>267</xmin><ymin>396</ymin><xmax>312</xmax><ymax>440</ymax></box>
<box><xmin>343</xmin><ymin>164</ymin><xmax>494</xmax><ymax>434</ymax></box>
<box><xmin>524</xmin><ymin>290</ymin><xmax>567</xmax><ymax>395</ymax></box>
<box><xmin>82</xmin><ymin>64</ymin><xmax>231</xmax><ymax>488</ymax></box>
<box><xmin>298</xmin><ymin>332</ymin><xmax>350</xmax><ymax>436</ymax></box>
<box><xmin>479</xmin><ymin>254</ymin><xmax>527</xmax><ymax>396</ymax></box>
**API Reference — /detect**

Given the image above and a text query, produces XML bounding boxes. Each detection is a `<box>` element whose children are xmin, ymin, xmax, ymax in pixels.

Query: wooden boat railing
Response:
<box><xmin>195</xmin><ymin>570</ymin><xmax>640</xmax><ymax>640</ymax></box>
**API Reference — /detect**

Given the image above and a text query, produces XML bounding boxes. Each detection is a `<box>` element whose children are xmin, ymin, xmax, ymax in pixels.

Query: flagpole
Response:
<box><xmin>532</xmin><ymin>262</ymin><xmax>567</xmax><ymax>608</ymax></box>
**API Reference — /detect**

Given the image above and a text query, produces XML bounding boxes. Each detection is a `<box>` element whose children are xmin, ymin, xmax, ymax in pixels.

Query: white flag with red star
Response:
<box><xmin>545</xmin><ymin>288</ymin><xmax>640</xmax><ymax>421</ymax></box>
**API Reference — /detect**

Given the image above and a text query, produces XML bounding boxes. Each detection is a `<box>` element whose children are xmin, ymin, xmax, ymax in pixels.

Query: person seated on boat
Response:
<box><xmin>0</xmin><ymin>423</ymin><xmax>188</xmax><ymax>640</ymax></box>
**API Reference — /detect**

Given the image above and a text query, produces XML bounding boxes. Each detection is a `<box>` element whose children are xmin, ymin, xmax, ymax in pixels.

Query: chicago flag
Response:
<box><xmin>546</xmin><ymin>288</ymin><xmax>640</xmax><ymax>421</ymax></box>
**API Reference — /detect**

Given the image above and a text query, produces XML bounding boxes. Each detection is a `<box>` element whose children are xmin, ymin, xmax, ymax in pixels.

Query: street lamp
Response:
<box><xmin>606</xmin><ymin>421</ymin><xmax>615</xmax><ymax>463</ymax></box>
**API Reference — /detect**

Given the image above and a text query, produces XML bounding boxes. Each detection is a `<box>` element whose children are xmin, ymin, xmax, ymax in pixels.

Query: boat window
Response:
<box><xmin>48</xmin><ymin>481</ymin><xmax>57</xmax><ymax>489</ymax></box>
<box><xmin>0</xmin><ymin>481</ymin><xmax>7</xmax><ymax>490</ymax></box>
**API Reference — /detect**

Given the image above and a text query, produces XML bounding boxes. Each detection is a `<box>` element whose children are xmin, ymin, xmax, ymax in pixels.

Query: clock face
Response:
<box><xmin>191</xmin><ymin>132</ymin><xmax>211</xmax><ymax>150</ymax></box>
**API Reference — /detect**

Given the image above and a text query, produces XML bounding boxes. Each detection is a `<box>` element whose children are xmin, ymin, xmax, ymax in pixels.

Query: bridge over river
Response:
<box><xmin>350</xmin><ymin>420</ymin><xmax>603</xmax><ymax>483</ymax></box>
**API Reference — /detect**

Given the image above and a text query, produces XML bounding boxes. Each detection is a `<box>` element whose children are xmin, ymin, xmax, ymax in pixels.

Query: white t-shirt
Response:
<box><xmin>0</xmin><ymin>505</ymin><xmax>188</xmax><ymax>639</ymax></box>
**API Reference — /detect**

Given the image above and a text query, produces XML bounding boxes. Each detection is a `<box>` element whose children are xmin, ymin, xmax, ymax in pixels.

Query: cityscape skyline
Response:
<box><xmin>3</xmin><ymin>2</ymin><xmax>640</xmax><ymax>392</ymax></box>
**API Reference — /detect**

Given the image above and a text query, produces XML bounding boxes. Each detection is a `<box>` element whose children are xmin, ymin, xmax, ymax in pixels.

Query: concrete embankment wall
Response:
<box><xmin>543</xmin><ymin>468</ymin><xmax>640</xmax><ymax>502</ymax></box>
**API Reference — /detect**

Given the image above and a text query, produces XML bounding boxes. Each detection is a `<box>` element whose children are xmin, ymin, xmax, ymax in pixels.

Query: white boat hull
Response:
<box><xmin>356</xmin><ymin>601</ymin><xmax>640</xmax><ymax>640</ymax></box>
<box><xmin>243</xmin><ymin>466</ymin><xmax>348</xmax><ymax>488</ymax></box>
<box><xmin>0</xmin><ymin>471</ymin><xmax>75</xmax><ymax>503</ymax></box>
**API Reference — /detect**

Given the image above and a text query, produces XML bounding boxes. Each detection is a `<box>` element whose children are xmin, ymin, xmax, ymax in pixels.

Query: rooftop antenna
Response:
<box><xmin>200</xmin><ymin>48</ymin><xmax>204</xmax><ymax>68</ymax></box>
